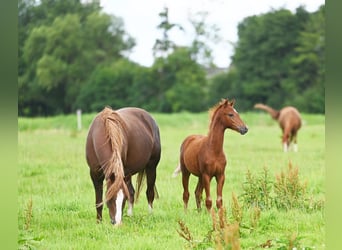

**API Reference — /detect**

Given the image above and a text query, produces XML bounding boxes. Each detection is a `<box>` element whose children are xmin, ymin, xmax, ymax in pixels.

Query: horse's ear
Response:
<box><xmin>220</xmin><ymin>98</ymin><xmax>229</xmax><ymax>107</ymax></box>
<box><xmin>229</xmin><ymin>99</ymin><xmax>236</xmax><ymax>106</ymax></box>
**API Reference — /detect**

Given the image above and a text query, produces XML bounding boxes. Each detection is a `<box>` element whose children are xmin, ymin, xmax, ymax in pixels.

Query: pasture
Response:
<box><xmin>18</xmin><ymin>111</ymin><xmax>325</xmax><ymax>249</ymax></box>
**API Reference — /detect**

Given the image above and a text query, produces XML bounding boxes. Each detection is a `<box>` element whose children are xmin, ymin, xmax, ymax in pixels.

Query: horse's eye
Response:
<box><xmin>228</xmin><ymin>113</ymin><xmax>234</xmax><ymax>118</ymax></box>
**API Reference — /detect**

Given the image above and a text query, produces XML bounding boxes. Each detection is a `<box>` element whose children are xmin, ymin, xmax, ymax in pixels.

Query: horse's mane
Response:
<box><xmin>208</xmin><ymin>98</ymin><xmax>229</xmax><ymax>130</ymax></box>
<box><xmin>99</xmin><ymin>107</ymin><xmax>129</xmax><ymax>202</ymax></box>
<box><xmin>209</xmin><ymin>99</ymin><xmax>228</xmax><ymax>120</ymax></box>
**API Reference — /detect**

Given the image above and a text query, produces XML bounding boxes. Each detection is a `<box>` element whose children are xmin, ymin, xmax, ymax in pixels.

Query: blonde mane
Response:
<box><xmin>99</xmin><ymin>107</ymin><xmax>129</xmax><ymax>202</ymax></box>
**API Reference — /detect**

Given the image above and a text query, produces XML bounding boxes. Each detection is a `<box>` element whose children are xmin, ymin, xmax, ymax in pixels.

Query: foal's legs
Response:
<box><xmin>90</xmin><ymin>169</ymin><xmax>104</xmax><ymax>222</ymax></box>
<box><xmin>215</xmin><ymin>173</ymin><xmax>225</xmax><ymax>209</ymax></box>
<box><xmin>202</xmin><ymin>174</ymin><xmax>212</xmax><ymax>211</ymax></box>
<box><xmin>194</xmin><ymin>178</ymin><xmax>203</xmax><ymax>211</ymax></box>
<box><xmin>181</xmin><ymin>167</ymin><xmax>191</xmax><ymax>211</ymax></box>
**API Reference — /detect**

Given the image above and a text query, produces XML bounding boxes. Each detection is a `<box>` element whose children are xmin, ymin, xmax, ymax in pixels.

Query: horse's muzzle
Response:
<box><xmin>239</xmin><ymin>126</ymin><xmax>248</xmax><ymax>135</ymax></box>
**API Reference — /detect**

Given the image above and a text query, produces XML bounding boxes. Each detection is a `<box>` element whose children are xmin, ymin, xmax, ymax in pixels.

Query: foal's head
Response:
<box><xmin>211</xmin><ymin>99</ymin><xmax>248</xmax><ymax>135</ymax></box>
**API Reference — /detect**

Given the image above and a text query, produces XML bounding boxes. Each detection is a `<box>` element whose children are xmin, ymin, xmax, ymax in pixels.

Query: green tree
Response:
<box><xmin>188</xmin><ymin>11</ymin><xmax>221</xmax><ymax>67</ymax></box>
<box><xmin>207</xmin><ymin>67</ymin><xmax>238</xmax><ymax>107</ymax></box>
<box><xmin>151</xmin><ymin>47</ymin><xmax>207</xmax><ymax>112</ymax></box>
<box><xmin>76</xmin><ymin>59</ymin><xmax>150</xmax><ymax>112</ymax></box>
<box><xmin>231</xmin><ymin>7</ymin><xmax>312</xmax><ymax>111</ymax></box>
<box><xmin>287</xmin><ymin>5</ymin><xmax>325</xmax><ymax>113</ymax></box>
<box><xmin>152</xmin><ymin>6</ymin><xmax>184</xmax><ymax>59</ymax></box>
<box><xmin>165</xmin><ymin>48</ymin><xmax>207</xmax><ymax>112</ymax></box>
<box><xmin>18</xmin><ymin>0</ymin><xmax>135</xmax><ymax>116</ymax></box>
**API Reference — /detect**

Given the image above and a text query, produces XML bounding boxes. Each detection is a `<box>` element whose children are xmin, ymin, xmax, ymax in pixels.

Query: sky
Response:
<box><xmin>100</xmin><ymin>0</ymin><xmax>324</xmax><ymax>68</ymax></box>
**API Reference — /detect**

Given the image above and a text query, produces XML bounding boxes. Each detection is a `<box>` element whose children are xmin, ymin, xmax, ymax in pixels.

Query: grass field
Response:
<box><xmin>18</xmin><ymin>111</ymin><xmax>325</xmax><ymax>249</ymax></box>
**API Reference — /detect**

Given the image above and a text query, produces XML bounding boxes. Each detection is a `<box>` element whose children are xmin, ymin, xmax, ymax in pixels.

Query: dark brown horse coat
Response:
<box><xmin>254</xmin><ymin>103</ymin><xmax>302</xmax><ymax>152</ymax></box>
<box><xmin>86</xmin><ymin>107</ymin><xmax>161</xmax><ymax>225</ymax></box>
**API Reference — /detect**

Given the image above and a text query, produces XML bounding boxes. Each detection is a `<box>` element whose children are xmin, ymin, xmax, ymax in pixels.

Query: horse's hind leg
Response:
<box><xmin>145</xmin><ymin>160</ymin><xmax>159</xmax><ymax>213</ymax></box>
<box><xmin>125</xmin><ymin>176</ymin><xmax>135</xmax><ymax>216</ymax></box>
<box><xmin>90</xmin><ymin>169</ymin><xmax>104</xmax><ymax>222</ymax></box>
<box><xmin>291</xmin><ymin>130</ymin><xmax>299</xmax><ymax>152</ymax></box>
<box><xmin>181</xmin><ymin>167</ymin><xmax>191</xmax><ymax>211</ymax></box>
<box><xmin>194</xmin><ymin>178</ymin><xmax>203</xmax><ymax>211</ymax></box>
<box><xmin>282</xmin><ymin>129</ymin><xmax>290</xmax><ymax>152</ymax></box>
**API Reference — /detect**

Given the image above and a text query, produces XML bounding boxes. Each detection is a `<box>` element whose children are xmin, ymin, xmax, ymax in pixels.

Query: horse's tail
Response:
<box><xmin>172</xmin><ymin>164</ymin><xmax>181</xmax><ymax>177</ymax></box>
<box><xmin>254</xmin><ymin>103</ymin><xmax>280</xmax><ymax>120</ymax></box>
<box><xmin>135</xmin><ymin>170</ymin><xmax>159</xmax><ymax>203</ymax></box>
<box><xmin>101</xmin><ymin>107</ymin><xmax>130</xmax><ymax>203</ymax></box>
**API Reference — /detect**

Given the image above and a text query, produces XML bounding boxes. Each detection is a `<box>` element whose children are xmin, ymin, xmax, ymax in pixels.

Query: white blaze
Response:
<box><xmin>115</xmin><ymin>189</ymin><xmax>124</xmax><ymax>224</ymax></box>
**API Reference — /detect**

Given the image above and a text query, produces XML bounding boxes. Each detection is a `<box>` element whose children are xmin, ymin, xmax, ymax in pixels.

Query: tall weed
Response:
<box><xmin>241</xmin><ymin>166</ymin><xmax>272</xmax><ymax>210</ymax></box>
<box><xmin>274</xmin><ymin>162</ymin><xmax>307</xmax><ymax>210</ymax></box>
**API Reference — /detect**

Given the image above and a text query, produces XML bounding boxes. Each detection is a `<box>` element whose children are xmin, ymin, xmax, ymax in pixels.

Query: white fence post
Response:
<box><xmin>77</xmin><ymin>109</ymin><xmax>82</xmax><ymax>131</ymax></box>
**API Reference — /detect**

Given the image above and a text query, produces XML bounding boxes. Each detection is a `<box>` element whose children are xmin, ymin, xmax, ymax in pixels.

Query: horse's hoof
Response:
<box><xmin>114</xmin><ymin>222</ymin><xmax>122</xmax><ymax>227</ymax></box>
<box><xmin>111</xmin><ymin>219</ymin><xmax>122</xmax><ymax>226</ymax></box>
<box><xmin>148</xmin><ymin>204</ymin><xmax>153</xmax><ymax>214</ymax></box>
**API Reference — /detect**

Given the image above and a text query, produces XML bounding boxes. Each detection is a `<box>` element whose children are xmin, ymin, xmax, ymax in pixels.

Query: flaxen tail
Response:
<box><xmin>172</xmin><ymin>164</ymin><xmax>181</xmax><ymax>178</ymax></box>
<box><xmin>254</xmin><ymin>103</ymin><xmax>280</xmax><ymax>120</ymax></box>
<box><xmin>101</xmin><ymin>107</ymin><xmax>129</xmax><ymax>203</ymax></box>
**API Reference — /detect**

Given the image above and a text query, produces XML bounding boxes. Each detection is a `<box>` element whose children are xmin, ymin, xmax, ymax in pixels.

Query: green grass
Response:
<box><xmin>18</xmin><ymin>112</ymin><xmax>325</xmax><ymax>249</ymax></box>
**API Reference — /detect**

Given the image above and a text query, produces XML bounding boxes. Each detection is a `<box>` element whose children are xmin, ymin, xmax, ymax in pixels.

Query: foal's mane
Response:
<box><xmin>208</xmin><ymin>99</ymin><xmax>229</xmax><ymax>129</ymax></box>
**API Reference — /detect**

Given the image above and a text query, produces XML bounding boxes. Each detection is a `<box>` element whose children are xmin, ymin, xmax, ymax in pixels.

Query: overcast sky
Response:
<box><xmin>100</xmin><ymin>0</ymin><xmax>324</xmax><ymax>68</ymax></box>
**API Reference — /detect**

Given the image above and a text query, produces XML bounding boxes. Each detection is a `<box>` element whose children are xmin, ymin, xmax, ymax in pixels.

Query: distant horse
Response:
<box><xmin>173</xmin><ymin>99</ymin><xmax>248</xmax><ymax>212</ymax></box>
<box><xmin>254</xmin><ymin>103</ymin><xmax>302</xmax><ymax>152</ymax></box>
<box><xmin>86</xmin><ymin>107</ymin><xmax>161</xmax><ymax>225</ymax></box>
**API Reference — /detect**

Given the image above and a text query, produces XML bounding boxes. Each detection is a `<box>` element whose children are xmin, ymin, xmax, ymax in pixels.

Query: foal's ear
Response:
<box><xmin>229</xmin><ymin>99</ymin><xmax>236</xmax><ymax>106</ymax></box>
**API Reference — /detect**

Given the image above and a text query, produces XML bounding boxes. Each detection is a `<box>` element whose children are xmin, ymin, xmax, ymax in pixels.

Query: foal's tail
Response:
<box><xmin>172</xmin><ymin>164</ymin><xmax>181</xmax><ymax>178</ymax></box>
<box><xmin>254</xmin><ymin>103</ymin><xmax>280</xmax><ymax>120</ymax></box>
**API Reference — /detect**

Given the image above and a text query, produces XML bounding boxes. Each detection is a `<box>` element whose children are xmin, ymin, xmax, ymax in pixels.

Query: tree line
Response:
<box><xmin>18</xmin><ymin>0</ymin><xmax>325</xmax><ymax>116</ymax></box>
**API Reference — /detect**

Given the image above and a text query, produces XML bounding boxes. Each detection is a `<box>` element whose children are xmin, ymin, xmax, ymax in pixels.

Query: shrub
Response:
<box><xmin>274</xmin><ymin>162</ymin><xmax>307</xmax><ymax>210</ymax></box>
<box><xmin>241</xmin><ymin>166</ymin><xmax>272</xmax><ymax>210</ymax></box>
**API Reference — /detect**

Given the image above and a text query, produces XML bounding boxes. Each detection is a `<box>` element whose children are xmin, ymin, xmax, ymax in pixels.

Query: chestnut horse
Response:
<box><xmin>86</xmin><ymin>107</ymin><xmax>161</xmax><ymax>225</ymax></box>
<box><xmin>254</xmin><ymin>103</ymin><xmax>302</xmax><ymax>152</ymax></box>
<box><xmin>173</xmin><ymin>99</ymin><xmax>248</xmax><ymax>212</ymax></box>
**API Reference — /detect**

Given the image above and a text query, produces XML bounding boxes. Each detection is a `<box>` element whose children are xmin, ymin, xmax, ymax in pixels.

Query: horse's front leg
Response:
<box><xmin>125</xmin><ymin>175</ymin><xmax>135</xmax><ymax>216</ymax></box>
<box><xmin>215</xmin><ymin>173</ymin><xmax>225</xmax><ymax>209</ymax></box>
<box><xmin>90</xmin><ymin>169</ymin><xmax>104</xmax><ymax>223</ymax></box>
<box><xmin>194</xmin><ymin>178</ymin><xmax>203</xmax><ymax>211</ymax></box>
<box><xmin>202</xmin><ymin>174</ymin><xmax>212</xmax><ymax>211</ymax></box>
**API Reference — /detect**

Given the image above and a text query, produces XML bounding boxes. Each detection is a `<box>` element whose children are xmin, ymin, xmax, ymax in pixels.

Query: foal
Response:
<box><xmin>173</xmin><ymin>99</ymin><xmax>248</xmax><ymax>211</ymax></box>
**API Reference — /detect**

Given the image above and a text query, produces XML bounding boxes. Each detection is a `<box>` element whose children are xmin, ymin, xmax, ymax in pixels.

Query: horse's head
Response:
<box><xmin>219</xmin><ymin>99</ymin><xmax>248</xmax><ymax>135</ymax></box>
